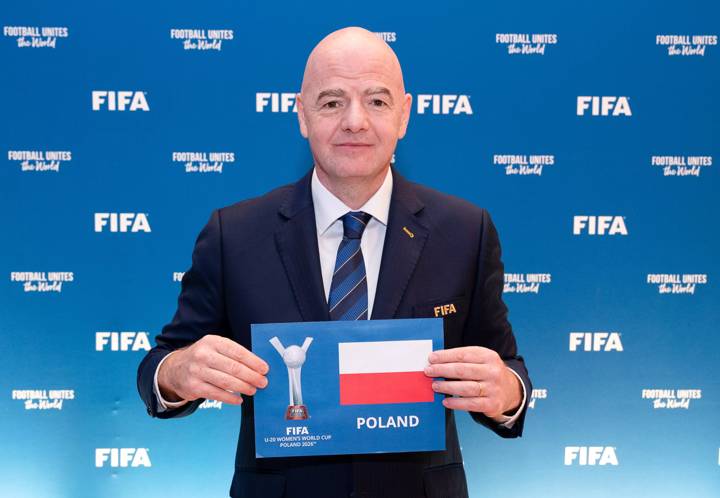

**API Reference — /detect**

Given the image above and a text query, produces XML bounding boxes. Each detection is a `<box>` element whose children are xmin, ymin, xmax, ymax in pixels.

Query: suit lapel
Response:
<box><xmin>274</xmin><ymin>168</ymin><xmax>428</xmax><ymax>322</ymax></box>
<box><xmin>275</xmin><ymin>170</ymin><xmax>330</xmax><ymax>322</ymax></box>
<box><xmin>372</xmin><ymin>170</ymin><xmax>429</xmax><ymax>320</ymax></box>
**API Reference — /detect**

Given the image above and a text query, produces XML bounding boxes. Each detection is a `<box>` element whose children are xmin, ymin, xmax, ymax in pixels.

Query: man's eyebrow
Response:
<box><xmin>316</xmin><ymin>88</ymin><xmax>345</xmax><ymax>102</ymax></box>
<box><xmin>364</xmin><ymin>87</ymin><xmax>394</xmax><ymax>102</ymax></box>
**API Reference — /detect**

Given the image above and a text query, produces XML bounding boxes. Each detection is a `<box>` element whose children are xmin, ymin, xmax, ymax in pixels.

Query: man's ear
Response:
<box><xmin>296</xmin><ymin>93</ymin><xmax>308</xmax><ymax>138</ymax></box>
<box><xmin>397</xmin><ymin>93</ymin><xmax>412</xmax><ymax>139</ymax></box>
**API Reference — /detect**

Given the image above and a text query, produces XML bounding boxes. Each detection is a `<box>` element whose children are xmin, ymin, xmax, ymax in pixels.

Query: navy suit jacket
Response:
<box><xmin>137</xmin><ymin>168</ymin><xmax>531</xmax><ymax>498</ymax></box>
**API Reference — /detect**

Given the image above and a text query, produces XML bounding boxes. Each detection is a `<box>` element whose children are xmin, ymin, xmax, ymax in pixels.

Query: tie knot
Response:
<box><xmin>341</xmin><ymin>211</ymin><xmax>372</xmax><ymax>239</ymax></box>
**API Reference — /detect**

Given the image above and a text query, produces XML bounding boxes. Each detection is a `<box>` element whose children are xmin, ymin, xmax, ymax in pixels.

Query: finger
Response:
<box><xmin>431</xmin><ymin>380</ymin><xmax>487</xmax><ymax>398</ymax></box>
<box><xmin>424</xmin><ymin>362</ymin><xmax>489</xmax><ymax>381</ymax></box>
<box><xmin>196</xmin><ymin>380</ymin><xmax>244</xmax><ymax>405</ymax></box>
<box><xmin>441</xmin><ymin>396</ymin><xmax>492</xmax><ymax>413</ymax></box>
<box><xmin>443</xmin><ymin>396</ymin><xmax>505</xmax><ymax>417</ymax></box>
<box><xmin>428</xmin><ymin>346</ymin><xmax>494</xmax><ymax>365</ymax></box>
<box><xmin>206</xmin><ymin>352</ymin><xmax>269</xmax><ymax>389</ymax></box>
<box><xmin>203</xmin><ymin>367</ymin><xmax>260</xmax><ymax>396</ymax></box>
<box><xmin>215</xmin><ymin>337</ymin><xmax>270</xmax><ymax>375</ymax></box>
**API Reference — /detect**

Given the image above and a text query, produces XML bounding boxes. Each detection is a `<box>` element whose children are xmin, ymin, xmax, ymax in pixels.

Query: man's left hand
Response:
<box><xmin>424</xmin><ymin>346</ymin><xmax>522</xmax><ymax>419</ymax></box>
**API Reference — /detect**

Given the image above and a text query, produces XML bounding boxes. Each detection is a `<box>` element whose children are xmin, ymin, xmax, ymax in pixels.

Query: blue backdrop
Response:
<box><xmin>2</xmin><ymin>0</ymin><xmax>718</xmax><ymax>497</ymax></box>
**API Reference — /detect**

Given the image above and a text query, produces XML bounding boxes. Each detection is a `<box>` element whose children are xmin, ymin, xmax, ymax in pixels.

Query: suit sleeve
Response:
<box><xmin>463</xmin><ymin>209</ymin><xmax>532</xmax><ymax>437</ymax></box>
<box><xmin>137</xmin><ymin>209</ymin><xmax>228</xmax><ymax>419</ymax></box>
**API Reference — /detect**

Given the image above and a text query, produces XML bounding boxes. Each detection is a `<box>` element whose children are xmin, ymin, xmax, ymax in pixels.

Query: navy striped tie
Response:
<box><xmin>328</xmin><ymin>211</ymin><xmax>372</xmax><ymax>321</ymax></box>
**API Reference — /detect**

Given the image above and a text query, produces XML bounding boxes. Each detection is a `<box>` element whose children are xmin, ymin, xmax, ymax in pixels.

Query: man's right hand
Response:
<box><xmin>157</xmin><ymin>335</ymin><xmax>270</xmax><ymax>405</ymax></box>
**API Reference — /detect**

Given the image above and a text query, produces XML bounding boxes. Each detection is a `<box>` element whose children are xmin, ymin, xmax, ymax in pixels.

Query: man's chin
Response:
<box><xmin>317</xmin><ymin>162</ymin><xmax>389</xmax><ymax>181</ymax></box>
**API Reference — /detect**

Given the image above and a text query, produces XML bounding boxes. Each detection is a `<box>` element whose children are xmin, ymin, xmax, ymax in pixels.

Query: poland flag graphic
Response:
<box><xmin>338</xmin><ymin>340</ymin><xmax>434</xmax><ymax>405</ymax></box>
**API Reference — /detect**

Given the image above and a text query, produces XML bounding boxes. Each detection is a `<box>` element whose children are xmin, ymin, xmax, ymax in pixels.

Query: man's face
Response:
<box><xmin>297</xmin><ymin>42</ymin><xmax>411</xmax><ymax>183</ymax></box>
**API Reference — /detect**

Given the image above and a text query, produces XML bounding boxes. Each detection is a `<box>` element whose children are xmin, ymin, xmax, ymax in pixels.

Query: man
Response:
<box><xmin>137</xmin><ymin>27</ymin><xmax>531</xmax><ymax>498</ymax></box>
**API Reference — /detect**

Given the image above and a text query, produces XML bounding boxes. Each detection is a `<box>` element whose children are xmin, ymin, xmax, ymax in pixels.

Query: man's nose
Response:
<box><xmin>341</xmin><ymin>100</ymin><xmax>369</xmax><ymax>133</ymax></box>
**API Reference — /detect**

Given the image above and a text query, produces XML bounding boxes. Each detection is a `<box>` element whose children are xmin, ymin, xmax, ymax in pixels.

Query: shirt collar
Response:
<box><xmin>311</xmin><ymin>167</ymin><xmax>393</xmax><ymax>236</ymax></box>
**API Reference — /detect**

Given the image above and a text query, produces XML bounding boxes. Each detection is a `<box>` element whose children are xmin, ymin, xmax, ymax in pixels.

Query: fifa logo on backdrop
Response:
<box><xmin>92</xmin><ymin>91</ymin><xmax>149</xmax><ymax>111</ymax></box>
<box><xmin>569</xmin><ymin>332</ymin><xmax>623</xmax><ymax>352</ymax></box>
<box><xmin>255</xmin><ymin>92</ymin><xmax>472</xmax><ymax>115</ymax></box>
<box><xmin>169</xmin><ymin>28</ymin><xmax>233</xmax><ymax>51</ymax></box>
<box><xmin>577</xmin><ymin>96</ymin><xmax>631</xmax><ymax>116</ymax></box>
<box><xmin>96</xmin><ymin>332</ymin><xmax>151</xmax><ymax>352</ymax></box>
<box><xmin>94</xmin><ymin>213</ymin><xmax>151</xmax><ymax>233</ymax></box>
<box><xmin>496</xmin><ymin>33</ymin><xmax>557</xmax><ymax>55</ymax></box>
<box><xmin>3</xmin><ymin>25</ymin><xmax>68</xmax><ymax>48</ymax></box>
<box><xmin>656</xmin><ymin>34</ymin><xmax>717</xmax><ymax>56</ymax></box>
<box><xmin>256</xmin><ymin>93</ymin><xmax>297</xmax><ymax>113</ymax></box>
<box><xmin>573</xmin><ymin>216</ymin><xmax>627</xmax><ymax>235</ymax></box>
<box><xmin>95</xmin><ymin>448</ymin><xmax>151</xmax><ymax>468</ymax></box>
<box><xmin>416</xmin><ymin>95</ymin><xmax>472</xmax><ymax>115</ymax></box>
<box><xmin>564</xmin><ymin>447</ymin><xmax>618</xmax><ymax>466</ymax></box>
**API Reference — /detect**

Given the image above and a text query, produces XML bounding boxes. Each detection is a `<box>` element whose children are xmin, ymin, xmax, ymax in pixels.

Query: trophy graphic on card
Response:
<box><xmin>269</xmin><ymin>336</ymin><xmax>313</xmax><ymax>420</ymax></box>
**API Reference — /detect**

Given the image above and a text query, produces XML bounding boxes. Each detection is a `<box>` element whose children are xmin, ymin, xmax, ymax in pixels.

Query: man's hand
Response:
<box><xmin>424</xmin><ymin>346</ymin><xmax>522</xmax><ymax>419</ymax></box>
<box><xmin>157</xmin><ymin>335</ymin><xmax>269</xmax><ymax>405</ymax></box>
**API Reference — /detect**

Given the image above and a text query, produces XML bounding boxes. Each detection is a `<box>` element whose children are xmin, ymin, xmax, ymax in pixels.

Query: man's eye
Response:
<box><xmin>371</xmin><ymin>99</ymin><xmax>387</xmax><ymax>107</ymax></box>
<box><xmin>323</xmin><ymin>101</ymin><xmax>340</xmax><ymax>109</ymax></box>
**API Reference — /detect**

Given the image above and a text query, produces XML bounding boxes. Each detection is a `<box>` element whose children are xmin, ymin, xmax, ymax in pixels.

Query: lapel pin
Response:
<box><xmin>402</xmin><ymin>226</ymin><xmax>415</xmax><ymax>238</ymax></box>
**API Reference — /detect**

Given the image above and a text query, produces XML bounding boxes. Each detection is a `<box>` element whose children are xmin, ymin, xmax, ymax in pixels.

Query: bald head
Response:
<box><xmin>301</xmin><ymin>27</ymin><xmax>405</xmax><ymax>96</ymax></box>
<box><xmin>295</xmin><ymin>27</ymin><xmax>412</xmax><ymax>209</ymax></box>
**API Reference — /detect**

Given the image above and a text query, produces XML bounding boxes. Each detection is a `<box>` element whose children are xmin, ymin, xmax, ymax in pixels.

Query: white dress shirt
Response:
<box><xmin>154</xmin><ymin>167</ymin><xmax>526</xmax><ymax>427</ymax></box>
<box><xmin>311</xmin><ymin>167</ymin><xmax>391</xmax><ymax>318</ymax></box>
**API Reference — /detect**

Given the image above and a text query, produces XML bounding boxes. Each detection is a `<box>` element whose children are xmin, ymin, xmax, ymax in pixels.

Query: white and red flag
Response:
<box><xmin>338</xmin><ymin>339</ymin><xmax>435</xmax><ymax>405</ymax></box>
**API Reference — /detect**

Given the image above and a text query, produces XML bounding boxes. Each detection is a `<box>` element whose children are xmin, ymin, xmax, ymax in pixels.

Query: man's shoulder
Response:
<box><xmin>218</xmin><ymin>181</ymin><xmax>294</xmax><ymax>223</ymax></box>
<box><xmin>205</xmin><ymin>181</ymin><xmax>299</xmax><ymax>251</ymax></box>
<box><xmin>400</xmin><ymin>178</ymin><xmax>498</xmax><ymax>255</ymax></box>
<box><xmin>404</xmin><ymin>178</ymin><xmax>488</xmax><ymax>225</ymax></box>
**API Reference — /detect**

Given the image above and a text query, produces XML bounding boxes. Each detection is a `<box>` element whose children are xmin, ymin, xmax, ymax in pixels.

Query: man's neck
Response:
<box><xmin>315</xmin><ymin>166</ymin><xmax>390</xmax><ymax>210</ymax></box>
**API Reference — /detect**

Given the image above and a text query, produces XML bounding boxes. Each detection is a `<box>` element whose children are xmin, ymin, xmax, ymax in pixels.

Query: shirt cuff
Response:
<box><xmin>490</xmin><ymin>367</ymin><xmax>527</xmax><ymax>429</ymax></box>
<box><xmin>153</xmin><ymin>351</ymin><xmax>189</xmax><ymax>412</ymax></box>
